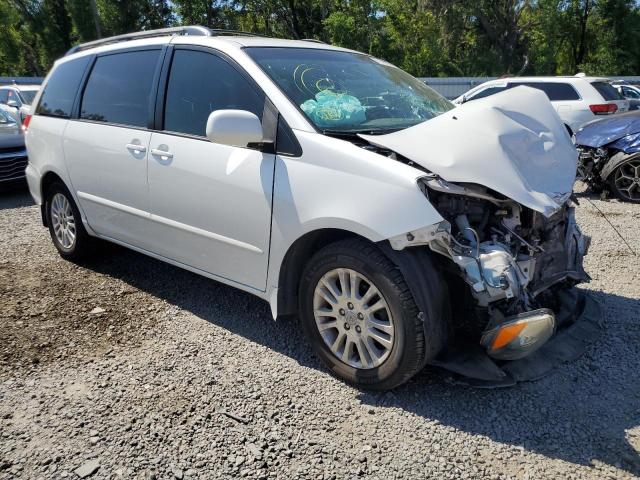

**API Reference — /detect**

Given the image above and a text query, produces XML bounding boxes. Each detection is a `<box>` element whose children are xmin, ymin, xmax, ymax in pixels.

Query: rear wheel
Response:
<box><xmin>609</xmin><ymin>157</ymin><xmax>640</xmax><ymax>203</ymax></box>
<box><xmin>45</xmin><ymin>182</ymin><xmax>95</xmax><ymax>260</ymax></box>
<box><xmin>299</xmin><ymin>238</ymin><xmax>442</xmax><ymax>390</ymax></box>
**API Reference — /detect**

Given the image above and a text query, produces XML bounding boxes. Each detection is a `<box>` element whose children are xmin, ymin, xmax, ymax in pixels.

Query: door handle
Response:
<box><xmin>126</xmin><ymin>143</ymin><xmax>147</xmax><ymax>153</ymax></box>
<box><xmin>151</xmin><ymin>148</ymin><xmax>174</xmax><ymax>160</ymax></box>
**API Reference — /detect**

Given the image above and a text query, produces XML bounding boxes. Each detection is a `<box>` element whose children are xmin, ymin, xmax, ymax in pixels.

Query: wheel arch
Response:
<box><xmin>274</xmin><ymin>228</ymin><xmax>371</xmax><ymax>318</ymax></box>
<box><xmin>601</xmin><ymin>151</ymin><xmax>640</xmax><ymax>181</ymax></box>
<box><xmin>39</xmin><ymin>170</ymin><xmax>67</xmax><ymax>227</ymax></box>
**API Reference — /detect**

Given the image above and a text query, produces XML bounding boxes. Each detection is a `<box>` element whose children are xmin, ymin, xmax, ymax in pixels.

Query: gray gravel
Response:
<box><xmin>1</xmin><ymin>184</ymin><xmax>639</xmax><ymax>480</ymax></box>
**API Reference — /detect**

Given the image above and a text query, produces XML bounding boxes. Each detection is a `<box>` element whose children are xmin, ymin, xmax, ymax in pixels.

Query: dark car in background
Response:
<box><xmin>574</xmin><ymin>110</ymin><xmax>640</xmax><ymax>203</ymax></box>
<box><xmin>0</xmin><ymin>109</ymin><xmax>28</xmax><ymax>187</ymax></box>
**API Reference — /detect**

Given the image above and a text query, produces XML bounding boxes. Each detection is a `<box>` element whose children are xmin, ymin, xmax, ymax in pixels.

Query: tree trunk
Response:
<box><xmin>575</xmin><ymin>0</ymin><xmax>590</xmax><ymax>69</ymax></box>
<box><xmin>90</xmin><ymin>0</ymin><xmax>101</xmax><ymax>38</ymax></box>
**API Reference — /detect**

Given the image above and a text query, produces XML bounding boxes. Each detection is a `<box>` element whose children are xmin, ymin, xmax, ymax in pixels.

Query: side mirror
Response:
<box><xmin>206</xmin><ymin>110</ymin><xmax>264</xmax><ymax>149</ymax></box>
<box><xmin>6</xmin><ymin>99</ymin><xmax>19</xmax><ymax>109</ymax></box>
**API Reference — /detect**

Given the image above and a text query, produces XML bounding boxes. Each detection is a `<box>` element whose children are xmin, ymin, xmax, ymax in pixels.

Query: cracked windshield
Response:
<box><xmin>246</xmin><ymin>47</ymin><xmax>453</xmax><ymax>134</ymax></box>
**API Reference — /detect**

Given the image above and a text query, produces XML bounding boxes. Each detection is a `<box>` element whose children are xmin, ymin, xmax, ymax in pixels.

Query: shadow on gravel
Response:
<box><xmin>0</xmin><ymin>187</ymin><xmax>33</xmax><ymax>210</ymax></box>
<box><xmin>360</xmin><ymin>289</ymin><xmax>640</xmax><ymax>476</ymax></box>
<box><xmin>74</xmin><ymin>237</ymin><xmax>638</xmax><ymax>477</ymax></box>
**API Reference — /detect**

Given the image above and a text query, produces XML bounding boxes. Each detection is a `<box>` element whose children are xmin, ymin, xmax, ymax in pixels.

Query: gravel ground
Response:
<box><xmin>0</xmin><ymin>184</ymin><xmax>639</xmax><ymax>480</ymax></box>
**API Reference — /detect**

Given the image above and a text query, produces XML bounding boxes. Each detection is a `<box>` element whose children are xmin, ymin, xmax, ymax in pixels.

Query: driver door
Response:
<box><xmin>145</xmin><ymin>47</ymin><xmax>275</xmax><ymax>291</ymax></box>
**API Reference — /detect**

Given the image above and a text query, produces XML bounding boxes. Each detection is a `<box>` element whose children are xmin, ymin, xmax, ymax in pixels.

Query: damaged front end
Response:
<box><xmin>387</xmin><ymin>175</ymin><xmax>601</xmax><ymax>385</ymax></box>
<box><xmin>396</xmin><ymin>174</ymin><xmax>591</xmax><ymax>357</ymax></box>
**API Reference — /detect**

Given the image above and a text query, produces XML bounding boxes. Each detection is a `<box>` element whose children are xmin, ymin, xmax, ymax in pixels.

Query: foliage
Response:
<box><xmin>0</xmin><ymin>0</ymin><xmax>638</xmax><ymax>77</ymax></box>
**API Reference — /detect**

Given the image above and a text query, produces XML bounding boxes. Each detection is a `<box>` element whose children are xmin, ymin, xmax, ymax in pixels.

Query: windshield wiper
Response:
<box><xmin>322</xmin><ymin>127</ymin><xmax>402</xmax><ymax>136</ymax></box>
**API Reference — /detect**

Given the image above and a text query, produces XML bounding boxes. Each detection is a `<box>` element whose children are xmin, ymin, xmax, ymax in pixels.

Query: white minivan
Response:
<box><xmin>24</xmin><ymin>27</ymin><xmax>599</xmax><ymax>389</ymax></box>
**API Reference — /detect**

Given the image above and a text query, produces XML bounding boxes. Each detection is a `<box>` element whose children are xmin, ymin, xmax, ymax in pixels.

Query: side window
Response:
<box><xmin>276</xmin><ymin>117</ymin><xmax>301</xmax><ymax>156</ymax></box>
<box><xmin>163</xmin><ymin>49</ymin><xmax>265</xmax><ymax>137</ymax></box>
<box><xmin>591</xmin><ymin>81</ymin><xmax>622</xmax><ymax>101</ymax></box>
<box><xmin>81</xmin><ymin>49</ymin><xmax>160</xmax><ymax>128</ymax></box>
<box><xmin>0</xmin><ymin>89</ymin><xmax>8</xmax><ymax>104</ymax></box>
<box><xmin>36</xmin><ymin>56</ymin><xmax>91</xmax><ymax>118</ymax></box>
<box><xmin>513</xmin><ymin>82</ymin><xmax>580</xmax><ymax>101</ymax></box>
<box><xmin>468</xmin><ymin>86</ymin><xmax>507</xmax><ymax>101</ymax></box>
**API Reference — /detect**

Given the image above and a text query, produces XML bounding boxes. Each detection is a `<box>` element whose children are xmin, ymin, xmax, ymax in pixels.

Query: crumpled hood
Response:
<box><xmin>361</xmin><ymin>87</ymin><xmax>578</xmax><ymax>217</ymax></box>
<box><xmin>574</xmin><ymin>110</ymin><xmax>640</xmax><ymax>150</ymax></box>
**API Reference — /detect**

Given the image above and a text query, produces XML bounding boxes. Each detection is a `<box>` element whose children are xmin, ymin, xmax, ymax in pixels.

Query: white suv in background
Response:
<box><xmin>454</xmin><ymin>75</ymin><xmax>629</xmax><ymax>133</ymax></box>
<box><xmin>24</xmin><ymin>27</ymin><xmax>597</xmax><ymax>390</ymax></box>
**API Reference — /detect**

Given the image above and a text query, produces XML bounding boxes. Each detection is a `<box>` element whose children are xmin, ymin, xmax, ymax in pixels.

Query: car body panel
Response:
<box><xmin>63</xmin><ymin>121</ymin><xmax>154</xmax><ymax>247</ymax></box>
<box><xmin>24</xmin><ymin>115</ymin><xmax>72</xmax><ymax>204</ymax></box>
<box><xmin>362</xmin><ymin>87</ymin><xmax>577</xmax><ymax>217</ymax></box>
<box><xmin>265</xmin><ymin>129</ymin><xmax>445</xmax><ymax>315</ymax></box>
<box><xmin>575</xmin><ymin>111</ymin><xmax>640</xmax><ymax>153</ymax></box>
<box><xmin>146</xmin><ymin>132</ymin><xmax>275</xmax><ymax>291</ymax></box>
<box><xmin>0</xmin><ymin>111</ymin><xmax>21</xmax><ymax>141</ymax></box>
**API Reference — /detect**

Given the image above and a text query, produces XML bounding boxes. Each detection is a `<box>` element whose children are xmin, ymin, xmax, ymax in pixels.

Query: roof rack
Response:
<box><xmin>65</xmin><ymin>26</ymin><xmax>263</xmax><ymax>56</ymax></box>
<box><xmin>302</xmin><ymin>38</ymin><xmax>326</xmax><ymax>44</ymax></box>
<box><xmin>209</xmin><ymin>29</ymin><xmax>264</xmax><ymax>38</ymax></box>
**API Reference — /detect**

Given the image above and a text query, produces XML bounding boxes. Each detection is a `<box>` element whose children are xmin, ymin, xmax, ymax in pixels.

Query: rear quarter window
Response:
<box><xmin>509</xmin><ymin>82</ymin><xmax>580</xmax><ymax>101</ymax></box>
<box><xmin>36</xmin><ymin>56</ymin><xmax>91</xmax><ymax>118</ymax></box>
<box><xmin>590</xmin><ymin>82</ymin><xmax>622</xmax><ymax>101</ymax></box>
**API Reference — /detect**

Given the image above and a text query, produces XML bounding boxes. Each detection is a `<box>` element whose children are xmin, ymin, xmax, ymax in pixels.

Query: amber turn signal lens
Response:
<box><xmin>480</xmin><ymin>309</ymin><xmax>555</xmax><ymax>361</ymax></box>
<box><xmin>491</xmin><ymin>323</ymin><xmax>527</xmax><ymax>350</ymax></box>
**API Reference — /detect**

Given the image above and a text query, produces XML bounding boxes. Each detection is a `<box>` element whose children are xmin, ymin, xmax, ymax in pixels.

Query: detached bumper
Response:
<box><xmin>429</xmin><ymin>288</ymin><xmax>603</xmax><ymax>387</ymax></box>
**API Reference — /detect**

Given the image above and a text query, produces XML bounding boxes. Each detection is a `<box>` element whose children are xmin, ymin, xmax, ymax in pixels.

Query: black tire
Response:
<box><xmin>299</xmin><ymin>238</ymin><xmax>440</xmax><ymax>390</ymax></box>
<box><xmin>44</xmin><ymin>181</ymin><xmax>95</xmax><ymax>260</ymax></box>
<box><xmin>608</xmin><ymin>157</ymin><xmax>640</xmax><ymax>204</ymax></box>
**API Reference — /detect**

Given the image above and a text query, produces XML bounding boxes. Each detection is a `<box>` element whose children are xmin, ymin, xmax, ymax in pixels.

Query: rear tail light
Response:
<box><xmin>21</xmin><ymin>114</ymin><xmax>32</xmax><ymax>132</ymax></box>
<box><xmin>589</xmin><ymin>103</ymin><xmax>618</xmax><ymax>115</ymax></box>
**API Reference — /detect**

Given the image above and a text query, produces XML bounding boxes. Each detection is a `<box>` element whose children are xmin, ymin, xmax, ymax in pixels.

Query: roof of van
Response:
<box><xmin>62</xmin><ymin>26</ymin><xmax>353</xmax><ymax>60</ymax></box>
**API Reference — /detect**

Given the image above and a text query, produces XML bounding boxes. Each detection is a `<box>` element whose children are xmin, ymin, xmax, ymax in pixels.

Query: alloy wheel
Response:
<box><xmin>313</xmin><ymin>268</ymin><xmax>395</xmax><ymax>369</ymax></box>
<box><xmin>50</xmin><ymin>192</ymin><xmax>76</xmax><ymax>250</ymax></box>
<box><xmin>614</xmin><ymin>159</ymin><xmax>640</xmax><ymax>201</ymax></box>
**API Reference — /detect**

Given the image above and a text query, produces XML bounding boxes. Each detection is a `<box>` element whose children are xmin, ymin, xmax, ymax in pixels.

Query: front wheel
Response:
<box><xmin>299</xmin><ymin>238</ymin><xmax>442</xmax><ymax>390</ymax></box>
<box><xmin>609</xmin><ymin>157</ymin><xmax>640</xmax><ymax>203</ymax></box>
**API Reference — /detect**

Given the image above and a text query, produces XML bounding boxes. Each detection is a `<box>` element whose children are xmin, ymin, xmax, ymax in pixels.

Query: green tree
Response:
<box><xmin>1</xmin><ymin>0</ymin><xmax>639</xmax><ymax>79</ymax></box>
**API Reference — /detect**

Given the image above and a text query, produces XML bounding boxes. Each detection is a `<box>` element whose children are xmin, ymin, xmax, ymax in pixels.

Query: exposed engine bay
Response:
<box><xmin>419</xmin><ymin>175</ymin><xmax>590</xmax><ymax>305</ymax></box>
<box><xmin>390</xmin><ymin>173</ymin><xmax>591</xmax><ymax>352</ymax></box>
